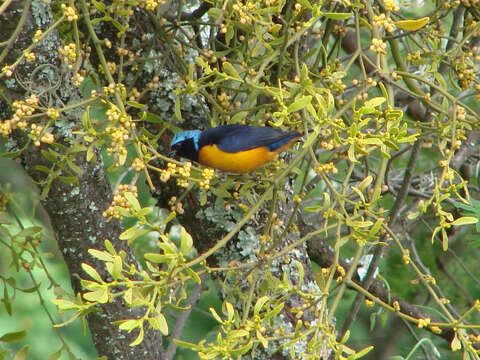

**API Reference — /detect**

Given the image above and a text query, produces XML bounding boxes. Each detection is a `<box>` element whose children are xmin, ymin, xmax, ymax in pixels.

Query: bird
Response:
<box><xmin>170</xmin><ymin>124</ymin><xmax>302</xmax><ymax>173</ymax></box>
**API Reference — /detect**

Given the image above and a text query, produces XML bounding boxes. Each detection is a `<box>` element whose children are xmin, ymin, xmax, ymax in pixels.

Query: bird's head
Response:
<box><xmin>170</xmin><ymin>130</ymin><xmax>202</xmax><ymax>162</ymax></box>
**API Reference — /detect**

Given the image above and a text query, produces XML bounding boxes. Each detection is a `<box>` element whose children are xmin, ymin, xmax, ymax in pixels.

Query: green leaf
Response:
<box><xmin>450</xmin><ymin>332</ymin><xmax>461</xmax><ymax>351</ymax></box>
<box><xmin>111</xmin><ymin>255</ymin><xmax>123</xmax><ymax>280</ymax></box>
<box><xmin>254</xmin><ymin>296</ymin><xmax>269</xmax><ymax>316</ymax></box>
<box><xmin>360</xmin><ymin>137</ymin><xmax>383</xmax><ymax>146</ymax></box>
<box><xmin>111</xmin><ymin>18</ymin><xmax>127</xmax><ymax>33</ymax></box>
<box><xmin>207</xmin><ymin>7</ymin><xmax>222</xmax><ymax>19</ymax></box>
<box><xmin>91</xmin><ymin>0</ymin><xmax>106</xmax><ymax>12</ymax></box>
<box><xmin>222</xmin><ymin>61</ymin><xmax>240</xmax><ymax>79</ymax></box>
<box><xmin>83</xmin><ymin>287</ymin><xmax>109</xmax><ymax>303</ymax></box>
<box><xmin>351</xmin><ymin>187</ymin><xmax>365</xmax><ymax>203</ymax></box>
<box><xmin>364</xmin><ymin>97</ymin><xmax>386</xmax><ymax>108</ymax></box>
<box><xmin>16</xmin><ymin>226</ymin><xmax>43</xmax><ymax>238</ymax></box>
<box><xmin>119</xmin><ymin>226</ymin><xmax>149</xmax><ymax>241</ymax></box>
<box><xmin>230</xmin><ymin>329</ymin><xmax>249</xmax><ymax>339</ymax></box>
<box><xmin>347</xmin><ymin>144</ymin><xmax>358</xmax><ymax>163</ymax></box>
<box><xmin>67</xmin><ymin>159</ymin><xmax>83</xmax><ymax>175</ymax></box>
<box><xmin>123</xmin><ymin>288</ymin><xmax>133</xmax><ymax>305</ymax></box>
<box><xmin>442</xmin><ymin>228</ymin><xmax>448</xmax><ymax>251</ymax></box>
<box><xmin>303</xmin><ymin>205</ymin><xmax>323</xmax><ymax>213</ymax></box>
<box><xmin>104</xmin><ymin>239</ymin><xmax>116</xmax><ymax>254</ymax></box>
<box><xmin>58</xmin><ymin>176</ymin><xmax>78</xmax><ymax>184</ymax></box>
<box><xmin>1</xmin><ymin>150</ymin><xmax>22</xmax><ymax>158</ymax></box>
<box><xmin>124</xmin><ymin>192</ymin><xmax>141</xmax><ymax>212</ymax></box>
<box><xmin>51</xmin><ymin>298</ymin><xmax>80</xmax><ymax>311</ymax></box>
<box><xmin>230</xmin><ymin>341</ymin><xmax>253</xmax><ymax>356</ymax></box>
<box><xmin>287</xmin><ymin>95</ymin><xmax>312</xmax><ymax>113</ymax></box>
<box><xmin>357</xmin><ymin>175</ymin><xmax>373</xmax><ymax>191</ymax></box>
<box><xmin>41</xmin><ymin>149</ymin><xmax>58</xmax><ymax>162</ymax></box>
<box><xmin>186</xmin><ymin>267</ymin><xmax>201</xmax><ymax>284</ymax></box>
<box><xmin>295</xmin><ymin>260</ymin><xmax>304</xmax><ymax>286</ymax></box>
<box><xmin>81</xmin><ymin>263</ymin><xmax>103</xmax><ymax>283</ymax></box>
<box><xmin>173</xmin><ymin>339</ymin><xmax>202</xmax><ymax>351</ymax></box>
<box><xmin>144</xmin><ymin>253</ymin><xmax>175</xmax><ymax>263</ymax></box>
<box><xmin>369</xmin><ymin>218</ymin><xmax>384</xmax><ymax>236</ymax></box>
<box><xmin>331</xmin><ymin>71</ymin><xmax>347</xmax><ymax>79</ymax></box>
<box><xmin>210</xmin><ymin>307</ymin><xmax>224</xmax><ymax>324</ymax></box>
<box><xmin>34</xmin><ymin>165</ymin><xmax>51</xmax><ymax>174</ymax></box>
<box><xmin>174</xmin><ymin>94</ymin><xmax>182</xmax><ymax>121</ymax></box>
<box><xmin>13</xmin><ymin>345</ymin><xmax>29</xmax><ymax>360</ymax></box>
<box><xmin>322</xmin><ymin>12</ymin><xmax>351</xmax><ymax>20</ymax></box>
<box><xmin>268</xmin><ymin>302</ymin><xmax>284</xmax><ymax>320</ymax></box>
<box><xmin>148</xmin><ymin>313</ymin><xmax>169</xmax><ymax>335</ymax></box>
<box><xmin>180</xmin><ymin>226</ymin><xmax>193</xmax><ymax>254</ymax></box>
<box><xmin>129</xmin><ymin>327</ymin><xmax>144</xmax><ymax>347</ymax></box>
<box><xmin>231</xmin><ymin>111</ymin><xmax>249</xmax><ymax>124</ymax></box>
<box><xmin>225</xmin><ymin>301</ymin><xmax>235</xmax><ymax>322</ymax></box>
<box><xmin>47</xmin><ymin>348</ymin><xmax>63</xmax><ymax>360</ymax></box>
<box><xmin>225</xmin><ymin>26</ymin><xmax>234</xmax><ymax>46</ymax></box>
<box><xmin>88</xmin><ymin>249</ymin><xmax>113</xmax><ymax>262</ymax></box>
<box><xmin>451</xmin><ymin>216</ymin><xmax>478</xmax><ymax>226</ymax></box>
<box><xmin>0</xmin><ymin>330</ymin><xmax>27</xmax><ymax>343</ymax></box>
<box><xmin>126</xmin><ymin>100</ymin><xmax>145</xmax><ymax>109</ymax></box>
<box><xmin>354</xmin><ymin>345</ymin><xmax>374</xmax><ymax>358</ymax></box>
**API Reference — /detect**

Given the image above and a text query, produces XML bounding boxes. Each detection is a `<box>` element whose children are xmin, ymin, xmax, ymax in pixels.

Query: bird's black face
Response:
<box><xmin>170</xmin><ymin>138</ymin><xmax>199</xmax><ymax>162</ymax></box>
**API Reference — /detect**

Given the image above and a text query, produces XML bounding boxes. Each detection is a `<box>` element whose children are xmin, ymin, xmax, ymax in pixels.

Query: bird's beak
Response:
<box><xmin>168</xmin><ymin>150</ymin><xmax>177</xmax><ymax>158</ymax></box>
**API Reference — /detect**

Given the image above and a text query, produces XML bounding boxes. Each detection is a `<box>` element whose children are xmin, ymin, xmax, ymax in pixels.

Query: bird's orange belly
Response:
<box><xmin>198</xmin><ymin>145</ymin><xmax>278</xmax><ymax>173</ymax></box>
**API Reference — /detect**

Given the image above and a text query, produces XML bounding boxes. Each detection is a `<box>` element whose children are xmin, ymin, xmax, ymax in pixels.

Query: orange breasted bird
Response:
<box><xmin>170</xmin><ymin>124</ymin><xmax>301</xmax><ymax>173</ymax></box>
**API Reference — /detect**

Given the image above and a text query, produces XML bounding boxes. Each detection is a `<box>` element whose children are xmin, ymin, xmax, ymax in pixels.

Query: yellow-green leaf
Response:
<box><xmin>322</xmin><ymin>12</ymin><xmax>351</xmax><ymax>20</ymax></box>
<box><xmin>356</xmin><ymin>345</ymin><xmax>374</xmax><ymax>357</ymax></box>
<box><xmin>123</xmin><ymin>288</ymin><xmax>133</xmax><ymax>305</ymax></box>
<box><xmin>88</xmin><ymin>249</ymin><xmax>113</xmax><ymax>262</ymax></box>
<box><xmin>357</xmin><ymin>175</ymin><xmax>373</xmax><ymax>191</ymax></box>
<box><xmin>180</xmin><ymin>226</ymin><xmax>193</xmax><ymax>254</ymax></box>
<box><xmin>451</xmin><ymin>216</ymin><xmax>478</xmax><ymax>226</ymax></box>
<box><xmin>144</xmin><ymin>253</ymin><xmax>175</xmax><ymax>263</ymax></box>
<box><xmin>186</xmin><ymin>267</ymin><xmax>202</xmax><ymax>284</ymax></box>
<box><xmin>230</xmin><ymin>340</ymin><xmax>253</xmax><ymax>356</ymax></box>
<box><xmin>126</xmin><ymin>100</ymin><xmax>145</xmax><ymax>109</ymax></box>
<box><xmin>47</xmin><ymin>348</ymin><xmax>63</xmax><ymax>360</ymax></box>
<box><xmin>210</xmin><ymin>307</ymin><xmax>224</xmax><ymax>324</ymax></box>
<box><xmin>118</xmin><ymin>319</ymin><xmax>140</xmax><ymax>331</ymax></box>
<box><xmin>364</xmin><ymin>97</ymin><xmax>386</xmax><ymax>108</ymax></box>
<box><xmin>0</xmin><ymin>330</ymin><xmax>27</xmax><ymax>343</ymax></box>
<box><xmin>83</xmin><ymin>287</ymin><xmax>109</xmax><ymax>303</ymax></box>
<box><xmin>174</xmin><ymin>94</ymin><xmax>182</xmax><ymax>121</ymax></box>
<box><xmin>129</xmin><ymin>326</ymin><xmax>144</xmax><ymax>347</ymax></box>
<box><xmin>119</xmin><ymin>226</ymin><xmax>148</xmax><ymax>241</ymax></box>
<box><xmin>225</xmin><ymin>301</ymin><xmax>235</xmax><ymax>322</ymax></box>
<box><xmin>254</xmin><ymin>296</ymin><xmax>269</xmax><ymax>316</ymax></box>
<box><xmin>111</xmin><ymin>255</ymin><xmax>123</xmax><ymax>280</ymax></box>
<box><xmin>81</xmin><ymin>263</ymin><xmax>103</xmax><ymax>283</ymax></box>
<box><xmin>222</xmin><ymin>61</ymin><xmax>240</xmax><ymax>79</ymax></box>
<box><xmin>450</xmin><ymin>332</ymin><xmax>461</xmax><ymax>351</ymax></box>
<box><xmin>231</xmin><ymin>110</ymin><xmax>248</xmax><ymax>124</ymax></box>
<box><xmin>149</xmin><ymin>313</ymin><xmax>169</xmax><ymax>335</ymax></box>
<box><xmin>13</xmin><ymin>345</ymin><xmax>29</xmax><ymax>360</ymax></box>
<box><xmin>304</xmin><ymin>205</ymin><xmax>323</xmax><ymax>213</ymax></box>
<box><xmin>396</xmin><ymin>17</ymin><xmax>429</xmax><ymax>31</ymax></box>
<box><xmin>51</xmin><ymin>298</ymin><xmax>79</xmax><ymax>311</ymax></box>
<box><xmin>287</xmin><ymin>95</ymin><xmax>312</xmax><ymax>113</ymax></box>
<box><xmin>124</xmin><ymin>192</ymin><xmax>141</xmax><ymax>212</ymax></box>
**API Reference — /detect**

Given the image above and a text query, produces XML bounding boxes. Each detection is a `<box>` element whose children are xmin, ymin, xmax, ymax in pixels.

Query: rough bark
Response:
<box><xmin>1</xmin><ymin>1</ymin><xmax>163</xmax><ymax>358</ymax></box>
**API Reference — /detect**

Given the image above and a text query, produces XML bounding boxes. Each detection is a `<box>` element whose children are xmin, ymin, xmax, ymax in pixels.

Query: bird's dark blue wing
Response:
<box><xmin>199</xmin><ymin>125</ymin><xmax>300</xmax><ymax>153</ymax></box>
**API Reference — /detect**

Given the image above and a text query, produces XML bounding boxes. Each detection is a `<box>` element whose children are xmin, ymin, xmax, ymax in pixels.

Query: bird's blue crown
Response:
<box><xmin>170</xmin><ymin>130</ymin><xmax>201</xmax><ymax>151</ymax></box>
